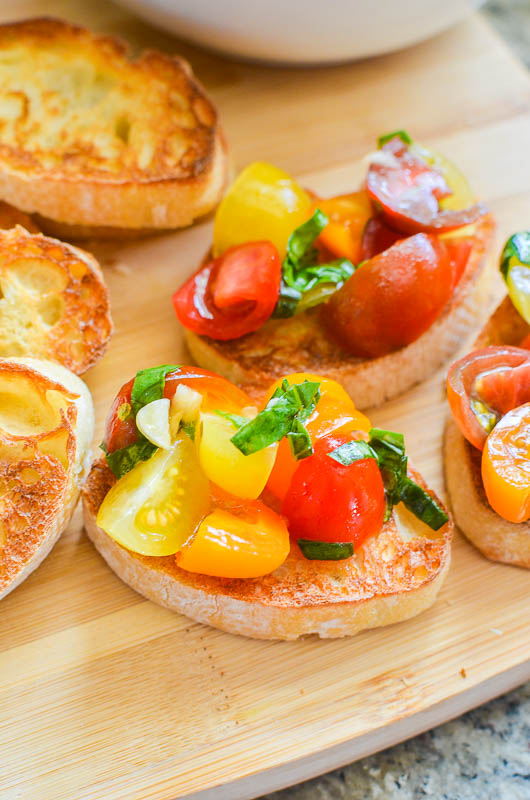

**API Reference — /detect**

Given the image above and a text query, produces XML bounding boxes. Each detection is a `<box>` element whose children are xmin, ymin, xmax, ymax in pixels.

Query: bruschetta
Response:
<box><xmin>83</xmin><ymin>364</ymin><xmax>452</xmax><ymax>639</ymax></box>
<box><xmin>174</xmin><ymin>131</ymin><xmax>494</xmax><ymax>408</ymax></box>
<box><xmin>0</xmin><ymin>357</ymin><xmax>94</xmax><ymax>599</ymax></box>
<box><xmin>444</xmin><ymin>231</ymin><xmax>530</xmax><ymax>567</ymax></box>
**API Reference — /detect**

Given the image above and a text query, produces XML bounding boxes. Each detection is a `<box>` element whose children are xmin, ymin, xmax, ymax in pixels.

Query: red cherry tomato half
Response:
<box><xmin>322</xmin><ymin>233</ymin><xmax>454</xmax><ymax>358</ymax></box>
<box><xmin>366</xmin><ymin>137</ymin><xmax>487</xmax><ymax>235</ymax></box>
<box><xmin>103</xmin><ymin>366</ymin><xmax>250</xmax><ymax>454</ymax></box>
<box><xmin>360</xmin><ymin>215</ymin><xmax>403</xmax><ymax>260</ymax></box>
<box><xmin>520</xmin><ymin>332</ymin><xmax>530</xmax><ymax>349</ymax></box>
<box><xmin>447</xmin><ymin>346</ymin><xmax>530</xmax><ymax>450</ymax></box>
<box><xmin>281</xmin><ymin>432</ymin><xmax>385</xmax><ymax>548</ymax></box>
<box><xmin>172</xmin><ymin>241</ymin><xmax>281</xmax><ymax>341</ymax></box>
<box><xmin>446</xmin><ymin>238</ymin><xmax>473</xmax><ymax>289</ymax></box>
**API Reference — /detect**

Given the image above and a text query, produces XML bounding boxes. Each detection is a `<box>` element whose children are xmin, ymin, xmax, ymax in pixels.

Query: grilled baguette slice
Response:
<box><xmin>444</xmin><ymin>295</ymin><xmax>530</xmax><ymax>568</ymax></box>
<box><xmin>0</xmin><ymin>358</ymin><xmax>94</xmax><ymax>599</ymax></box>
<box><xmin>0</xmin><ymin>18</ymin><xmax>227</xmax><ymax>237</ymax></box>
<box><xmin>83</xmin><ymin>460</ymin><xmax>452</xmax><ymax>640</ymax></box>
<box><xmin>0</xmin><ymin>225</ymin><xmax>112</xmax><ymax>373</ymax></box>
<box><xmin>185</xmin><ymin>215</ymin><xmax>494</xmax><ymax>408</ymax></box>
<box><xmin>444</xmin><ymin>419</ymin><xmax>529</xmax><ymax>568</ymax></box>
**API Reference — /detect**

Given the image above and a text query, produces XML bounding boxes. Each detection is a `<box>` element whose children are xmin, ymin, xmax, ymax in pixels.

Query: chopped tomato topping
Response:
<box><xmin>447</xmin><ymin>346</ymin><xmax>530</xmax><ymax>450</ymax></box>
<box><xmin>322</xmin><ymin>233</ymin><xmax>455</xmax><ymax>358</ymax></box>
<box><xmin>482</xmin><ymin>403</ymin><xmax>530</xmax><ymax>523</ymax></box>
<box><xmin>366</xmin><ymin>136</ymin><xmax>487</xmax><ymax>235</ymax></box>
<box><xmin>520</xmin><ymin>333</ymin><xmax>530</xmax><ymax>349</ymax></box>
<box><xmin>103</xmin><ymin>367</ymin><xmax>250</xmax><ymax>454</ymax></box>
<box><xmin>317</xmin><ymin>190</ymin><xmax>373</xmax><ymax>263</ymax></box>
<box><xmin>282</xmin><ymin>431</ymin><xmax>385</xmax><ymax>547</ymax></box>
<box><xmin>264</xmin><ymin>373</ymin><xmax>371</xmax><ymax>501</ymax></box>
<box><xmin>360</xmin><ymin>215</ymin><xmax>403</xmax><ymax>260</ymax></box>
<box><xmin>172</xmin><ymin>241</ymin><xmax>281</xmax><ymax>340</ymax></box>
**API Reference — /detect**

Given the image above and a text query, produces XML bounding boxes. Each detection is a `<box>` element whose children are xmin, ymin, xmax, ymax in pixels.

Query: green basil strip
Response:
<box><xmin>328</xmin><ymin>439</ymin><xmax>377</xmax><ymax>466</ymax></box>
<box><xmin>298</xmin><ymin>539</ymin><xmax>354</xmax><ymax>561</ymax></box>
<box><xmin>131</xmin><ymin>364</ymin><xmax>180</xmax><ymax>415</ymax></box>
<box><xmin>181</xmin><ymin>421</ymin><xmax>197</xmax><ymax>441</ymax></box>
<box><xmin>499</xmin><ymin>231</ymin><xmax>530</xmax><ymax>280</ymax></box>
<box><xmin>399</xmin><ymin>477</ymin><xmax>449</xmax><ymax>531</ymax></box>
<box><xmin>273</xmin><ymin>210</ymin><xmax>354</xmax><ymax>318</ymax></box>
<box><xmin>102</xmin><ymin>437</ymin><xmax>157</xmax><ymax>480</ymax></box>
<box><xmin>228</xmin><ymin>379</ymin><xmax>320</xmax><ymax>458</ymax></box>
<box><xmin>102</xmin><ymin>364</ymin><xmax>180</xmax><ymax>478</ymax></box>
<box><xmin>377</xmin><ymin>129</ymin><xmax>412</xmax><ymax>148</ymax></box>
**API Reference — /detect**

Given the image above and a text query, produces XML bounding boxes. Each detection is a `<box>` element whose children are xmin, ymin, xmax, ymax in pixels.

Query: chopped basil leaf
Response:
<box><xmin>131</xmin><ymin>364</ymin><xmax>180</xmax><ymax>415</ymax></box>
<box><xmin>377</xmin><ymin>129</ymin><xmax>412</xmax><ymax>148</ymax></box>
<box><xmin>102</xmin><ymin>364</ymin><xmax>180</xmax><ymax>478</ymax></box>
<box><xmin>499</xmin><ymin>231</ymin><xmax>530</xmax><ymax>280</ymax></box>
<box><xmin>228</xmin><ymin>379</ymin><xmax>320</xmax><ymax>458</ymax></box>
<box><xmin>328</xmin><ymin>439</ymin><xmax>377</xmax><ymax>465</ymax></box>
<box><xmin>369</xmin><ymin>428</ymin><xmax>408</xmax><ymax>510</ymax></box>
<box><xmin>399</xmin><ymin>477</ymin><xmax>448</xmax><ymax>530</ymax></box>
<box><xmin>181</xmin><ymin>421</ymin><xmax>197</xmax><ymax>441</ymax></box>
<box><xmin>297</xmin><ymin>539</ymin><xmax>354</xmax><ymax>560</ymax></box>
<box><xmin>102</xmin><ymin>437</ymin><xmax>157</xmax><ymax>480</ymax></box>
<box><xmin>273</xmin><ymin>210</ymin><xmax>355</xmax><ymax>318</ymax></box>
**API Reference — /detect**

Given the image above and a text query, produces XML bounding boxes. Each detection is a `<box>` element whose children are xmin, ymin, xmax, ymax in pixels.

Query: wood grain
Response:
<box><xmin>1</xmin><ymin>3</ymin><xmax>530</xmax><ymax>800</ymax></box>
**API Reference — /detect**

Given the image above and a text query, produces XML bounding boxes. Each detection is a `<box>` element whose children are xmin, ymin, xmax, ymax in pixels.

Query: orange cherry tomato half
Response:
<box><xmin>103</xmin><ymin>366</ymin><xmax>251</xmax><ymax>454</ymax></box>
<box><xmin>482</xmin><ymin>403</ymin><xmax>530</xmax><ymax>523</ymax></box>
<box><xmin>322</xmin><ymin>233</ymin><xmax>454</xmax><ymax>358</ymax></box>
<box><xmin>366</xmin><ymin>136</ymin><xmax>487</xmax><ymax>235</ymax></box>
<box><xmin>264</xmin><ymin>373</ymin><xmax>371</xmax><ymax>501</ymax></box>
<box><xmin>317</xmin><ymin>190</ymin><xmax>373</xmax><ymax>263</ymax></box>
<box><xmin>447</xmin><ymin>346</ymin><xmax>530</xmax><ymax>450</ymax></box>
<box><xmin>282</xmin><ymin>431</ymin><xmax>385</xmax><ymax>547</ymax></box>
<box><xmin>172</xmin><ymin>241</ymin><xmax>281</xmax><ymax>340</ymax></box>
<box><xmin>177</xmin><ymin>486</ymin><xmax>290</xmax><ymax>578</ymax></box>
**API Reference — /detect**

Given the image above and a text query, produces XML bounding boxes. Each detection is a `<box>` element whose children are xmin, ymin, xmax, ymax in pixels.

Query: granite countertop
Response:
<box><xmin>260</xmin><ymin>3</ymin><xmax>530</xmax><ymax>799</ymax></box>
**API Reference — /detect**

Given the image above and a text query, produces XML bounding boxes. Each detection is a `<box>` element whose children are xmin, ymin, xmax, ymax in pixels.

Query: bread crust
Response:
<box><xmin>0</xmin><ymin>18</ymin><xmax>227</xmax><ymax>235</ymax></box>
<box><xmin>82</xmin><ymin>459</ymin><xmax>452</xmax><ymax>640</ymax></box>
<box><xmin>0</xmin><ymin>225</ymin><xmax>112</xmax><ymax>373</ymax></box>
<box><xmin>444</xmin><ymin>419</ymin><xmax>530</xmax><ymax>568</ymax></box>
<box><xmin>443</xmin><ymin>295</ymin><xmax>530</xmax><ymax>568</ymax></box>
<box><xmin>0</xmin><ymin>358</ymin><xmax>94</xmax><ymax>599</ymax></box>
<box><xmin>185</xmin><ymin>216</ymin><xmax>495</xmax><ymax>407</ymax></box>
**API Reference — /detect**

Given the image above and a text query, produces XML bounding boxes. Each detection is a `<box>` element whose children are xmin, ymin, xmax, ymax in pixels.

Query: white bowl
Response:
<box><xmin>115</xmin><ymin>0</ymin><xmax>484</xmax><ymax>65</ymax></box>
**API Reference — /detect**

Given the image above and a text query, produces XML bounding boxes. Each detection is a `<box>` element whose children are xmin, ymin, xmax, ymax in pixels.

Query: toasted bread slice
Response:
<box><xmin>0</xmin><ymin>18</ymin><xmax>227</xmax><ymax>237</ymax></box>
<box><xmin>474</xmin><ymin>294</ymin><xmax>529</xmax><ymax>348</ymax></box>
<box><xmin>82</xmin><ymin>459</ymin><xmax>452</xmax><ymax>640</ymax></box>
<box><xmin>0</xmin><ymin>225</ymin><xmax>112</xmax><ymax>373</ymax></box>
<box><xmin>444</xmin><ymin>419</ymin><xmax>529</xmax><ymax>568</ymax></box>
<box><xmin>185</xmin><ymin>216</ymin><xmax>495</xmax><ymax>407</ymax></box>
<box><xmin>0</xmin><ymin>357</ymin><xmax>94</xmax><ymax>599</ymax></box>
<box><xmin>443</xmin><ymin>294</ymin><xmax>530</xmax><ymax>568</ymax></box>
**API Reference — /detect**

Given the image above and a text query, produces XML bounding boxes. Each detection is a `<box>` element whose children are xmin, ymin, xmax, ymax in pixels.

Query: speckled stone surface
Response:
<box><xmin>259</xmin><ymin>4</ymin><xmax>530</xmax><ymax>798</ymax></box>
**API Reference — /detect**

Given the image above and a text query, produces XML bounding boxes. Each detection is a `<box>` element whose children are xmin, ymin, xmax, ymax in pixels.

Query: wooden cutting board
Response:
<box><xmin>1</xmin><ymin>4</ymin><xmax>530</xmax><ymax>799</ymax></box>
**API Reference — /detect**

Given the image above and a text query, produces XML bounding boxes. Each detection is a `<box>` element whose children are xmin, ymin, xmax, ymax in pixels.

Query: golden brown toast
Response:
<box><xmin>185</xmin><ymin>215</ymin><xmax>495</xmax><ymax>408</ymax></box>
<box><xmin>444</xmin><ymin>420</ymin><xmax>530</xmax><ymax>568</ymax></box>
<box><xmin>444</xmin><ymin>294</ymin><xmax>530</xmax><ymax>568</ymax></box>
<box><xmin>0</xmin><ymin>226</ymin><xmax>112</xmax><ymax>373</ymax></box>
<box><xmin>0</xmin><ymin>358</ymin><xmax>94</xmax><ymax>599</ymax></box>
<box><xmin>0</xmin><ymin>18</ymin><xmax>227</xmax><ymax>237</ymax></box>
<box><xmin>83</xmin><ymin>459</ymin><xmax>452</xmax><ymax>640</ymax></box>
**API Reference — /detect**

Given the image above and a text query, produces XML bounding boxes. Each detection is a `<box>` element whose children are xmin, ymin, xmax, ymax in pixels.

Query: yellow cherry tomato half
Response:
<box><xmin>482</xmin><ymin>403</ymin><xmax>530</xmax><ymax>523</ymax></box>
<box><xmin>213</xmin><ymin>162</ymin><xmax>312</xmax><ymax>258</ymax></box>
<box><xmin>198</xmin><ymin>410</ymin><xmax>277</xmax><ymax>499</ymax></box>
<box><xmin>410</xmin><ymin>142</ymin><xmax>475</xmax><ymax>212</ymax></box>
<box><xmin>317</xmin><ymin>190</ymin><xmax>373</xmax><ymax>263</ymax></box>
<box><xmin>265</xmin><ymin>372</ymin><xmax>371</xmax><ymax>500</ymax></box>
<box><xmin>177</xmin><ymin>490</ymin><xmax>290</xmax><ymax>578</ymax></box>
<box><xmin>97</xmin><ymin>433</ymin><xmax>210</xmax><ymax>556</ymax></box>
